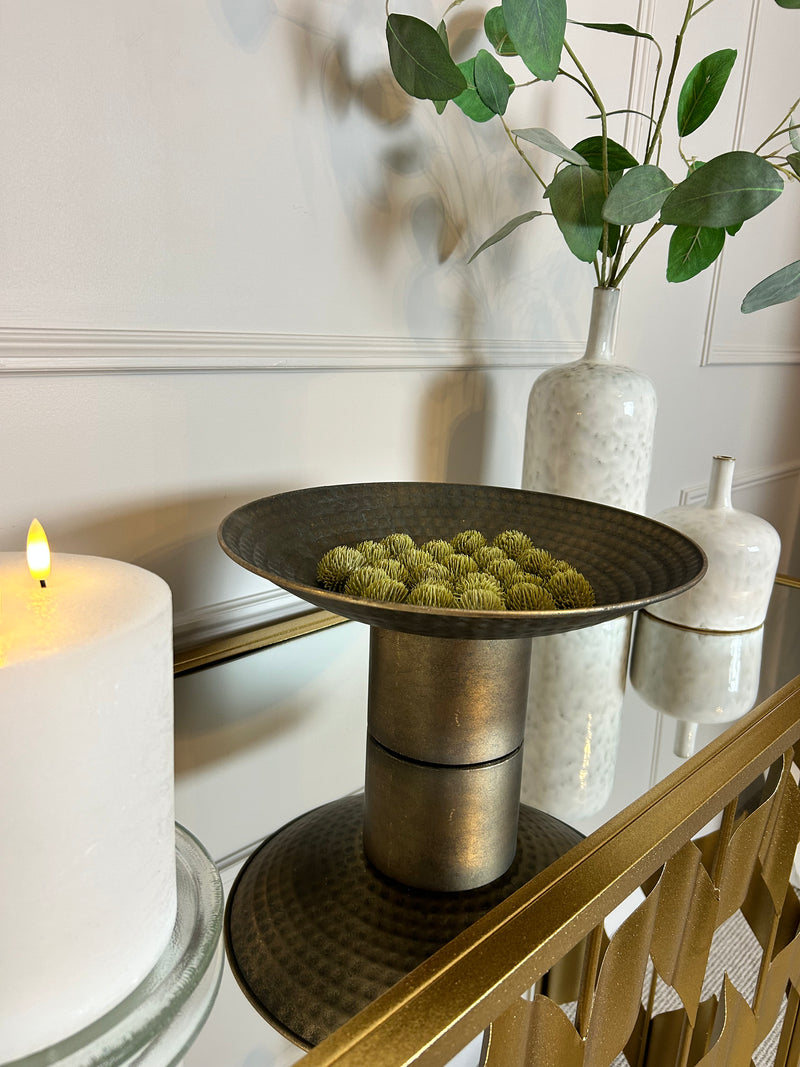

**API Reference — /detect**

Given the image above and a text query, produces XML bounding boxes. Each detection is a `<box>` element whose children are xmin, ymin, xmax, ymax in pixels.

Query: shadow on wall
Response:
<box><xmin>207</xmin><ymin>0</ymin><xmax>276</xmax><ymax>51</ymax></box>
<box><xmin>51</xmin><ymin>482</ymin><xmax>300</xmax><ymax>616</ymax></box>
<box><xmin>417</xmin><ymin>370</ymin><xmax>493</xmax><ymax>485</ymax></box>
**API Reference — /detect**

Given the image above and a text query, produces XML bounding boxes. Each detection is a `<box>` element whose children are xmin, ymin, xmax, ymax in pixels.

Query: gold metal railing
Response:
<box><xmin>173</xmin><ymin>576</ymin><xmax>800</xmax><ymax>1064</ymax></box>
<box><xmin>299</xmin><ymin>674</ymin><xmax>800</xmax><ymax>1067</ymax></box>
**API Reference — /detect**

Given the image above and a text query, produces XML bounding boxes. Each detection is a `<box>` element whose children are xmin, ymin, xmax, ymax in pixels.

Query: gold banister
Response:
<box><xmin>301</xmin><ymin>674</ymin><xmax>800</xmax><ymax>1067</ymax></box>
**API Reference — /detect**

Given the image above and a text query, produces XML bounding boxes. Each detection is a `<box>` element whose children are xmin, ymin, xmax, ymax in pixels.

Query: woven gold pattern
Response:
<box><xmin>300</xmin><ymin>676</ymin><xmax>800</xmax><ymax>1067</ymax></box>
<box><xmin>484</xmin><ymin>753</ymin><xmax>800</xmax><ymax>1066</ymax></box>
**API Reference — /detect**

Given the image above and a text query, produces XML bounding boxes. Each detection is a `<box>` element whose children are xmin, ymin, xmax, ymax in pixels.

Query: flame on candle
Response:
<box><xmin>27</xmin><ymin>519</ymin><xmax>51</xmax><ymax>587</ymax></box>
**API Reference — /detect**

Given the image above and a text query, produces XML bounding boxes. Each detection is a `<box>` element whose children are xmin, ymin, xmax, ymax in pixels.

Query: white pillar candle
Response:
<box><xmin>0</xmin><ymin>550</ymin><xmax>176</xmax><ymax>1060</ymax></box>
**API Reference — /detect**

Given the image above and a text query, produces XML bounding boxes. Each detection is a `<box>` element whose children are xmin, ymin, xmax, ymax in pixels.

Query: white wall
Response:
<box><xmin>3</xmin><ymin>0</ymin><xmax>799</xmax><ymax>1062</ymax></box>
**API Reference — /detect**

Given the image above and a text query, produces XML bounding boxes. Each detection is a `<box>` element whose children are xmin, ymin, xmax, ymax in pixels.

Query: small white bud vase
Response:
<box><xmin>647</xmin><ymin>455</ymin><xmax>780</xmax><ymax>630</ymax></box>
<box><xmin>521</xmin><ymin>287</ymin><xmax>657</xmax><ymax>821</ymax></box>
<box><xmin>631</xmin><ymin>455</ymin><xmax>780</xmax><ymax>758</ymax></box>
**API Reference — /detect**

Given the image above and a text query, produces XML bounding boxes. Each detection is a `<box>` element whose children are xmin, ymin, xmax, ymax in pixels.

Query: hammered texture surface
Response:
<box><xmin>224</xmin><ymin>794</ymin><xmax>582</xmax><ymax>1049</ymax></box>
<box><xmin>218</xmin><ymin>482</ymin><xmax>705</xmax><ymax>639</ymax></box>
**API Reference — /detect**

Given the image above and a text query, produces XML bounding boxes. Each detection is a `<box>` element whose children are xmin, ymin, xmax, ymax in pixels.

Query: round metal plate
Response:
<box><xmin>218</xmin><ymin>482</ymin><xmax>706</xmax><ymax>639</ymax></box>
<box><xmin>224</xmin><ymin>794</ymin><xmax>583</xmax><ymax>1050</ymax></box>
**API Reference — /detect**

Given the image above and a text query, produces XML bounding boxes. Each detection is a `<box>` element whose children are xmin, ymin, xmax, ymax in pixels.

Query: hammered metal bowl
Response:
<box><xmin>219</xmin><ymin>482</ymin><xmax>706</xmax><ymax>639</ymax></box>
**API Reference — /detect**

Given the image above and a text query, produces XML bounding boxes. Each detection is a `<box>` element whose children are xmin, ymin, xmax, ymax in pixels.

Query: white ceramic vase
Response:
<box><xmin>631</xmin><ymin>455</ymin><xmax>780</xmax><ymax>757</ymax></box>
<box><xmin>521</xmin><ymin>287</ymin><xmax>657</xmax><ymax>821</ymax></box>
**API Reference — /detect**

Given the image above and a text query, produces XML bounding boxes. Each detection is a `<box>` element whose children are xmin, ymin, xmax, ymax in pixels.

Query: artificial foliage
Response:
<box><xmin>386</xmin><ymin>0</ymin><xmax>800</xmax><ymax>311</ymax></box>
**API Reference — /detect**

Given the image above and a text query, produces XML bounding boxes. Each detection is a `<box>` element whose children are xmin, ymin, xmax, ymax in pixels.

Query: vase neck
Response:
<box><xmin>705</xmin><ymin>455</ymin><xmax>735</xmax><ymax>509</ymax></box>
<box><xmin>582</xmin><ymin>287</ymin><xmax>620</xmax><ymax>362</ymax></box>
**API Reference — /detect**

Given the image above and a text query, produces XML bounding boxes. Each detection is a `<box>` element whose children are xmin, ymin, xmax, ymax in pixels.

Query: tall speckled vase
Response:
<box><xmin>521</xmin><ymin>287</ymin><xmax>657</xmax><ymax>820</ymax></box>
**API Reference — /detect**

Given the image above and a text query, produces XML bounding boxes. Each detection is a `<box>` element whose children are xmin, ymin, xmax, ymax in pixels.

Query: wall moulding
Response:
<box><xmin>0</xmin><ymin>327</ymin><xmax>582</xmax><ymax>375</ymax></box>
<box><xmin>172</xmin><ymin>586</ymin><xmax>310</xmax><ymax>654</ymax></box>
<box><xmin>699</xmin><ymin>0</ymin><xmax>800</xmax><ymax>368</ymax></box>
<box><xmin>678</xmin><ymin>458</ymin><xmax>800</xmax><ymax>507</ymax></box>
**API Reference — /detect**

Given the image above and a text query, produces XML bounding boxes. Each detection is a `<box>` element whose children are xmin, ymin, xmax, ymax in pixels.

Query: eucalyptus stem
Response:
<box><xmin>502</xmin><ymin>118</ymin><xmax>548</xmax><ymax>189</ymax></box>
<box><xmin>613</xmin><ymin>221</ymin><xmax>665</xmax><ymax>287</ymax></box>
<box><xmin>557</xmin><ymin>67</ymin><xmax>600</xmax><ymax>103</ymax></box>
<box><xmin>755</xmin><ymin>100</ymin><xmax>800</xmax><ymax>154</ymax></box>
<box><xmin>563</xmin><ymin>39</ymin><xmax>611</xmax><ymax>284</ymax></box>
<box><xmin>609</xmin><ymin>224</ymin><xmax>634</xmax><ymax>285</ymax></box>
<box><xmin>688</xmin><ymin>0</ymin><xmax>720</xmax><ymax>17</ymax></box>
<box><xmin>644</xmin><ymin>0</ymin><xmax>694</xmax><ymax>165</ymax></box>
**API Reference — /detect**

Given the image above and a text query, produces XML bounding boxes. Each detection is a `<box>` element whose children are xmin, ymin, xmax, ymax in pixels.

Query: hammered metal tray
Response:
<box><xmin>218</xmin><ymin>482</ymin><xmax>706</xmax><ymax>639</ymax></box>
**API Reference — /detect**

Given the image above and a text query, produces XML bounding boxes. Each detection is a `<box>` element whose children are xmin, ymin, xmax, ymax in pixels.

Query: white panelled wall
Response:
<box><xmin>2</xmin><ymin>0</ymin><xmax>799</xmax><ymax>1063</ymax></box>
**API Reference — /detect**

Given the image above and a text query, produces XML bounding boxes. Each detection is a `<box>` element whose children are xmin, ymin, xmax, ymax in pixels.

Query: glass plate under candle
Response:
<box><xmin>3</xmin><ymin>825</ymin><xmax>223</xmax><ymax>1067</ymax></box>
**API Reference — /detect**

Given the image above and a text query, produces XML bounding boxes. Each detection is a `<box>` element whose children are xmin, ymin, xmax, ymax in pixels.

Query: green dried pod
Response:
<box><xmin>506</xmin><ymin>572</ymin><xmax>545</xmax><ymax>590</ymax></box>
<box><xmin>407</xmin><ymin>581</ymin><xmax>457</xmax><ymax>607</ymax></box>
<box><xmin>450</xmin><ymin>529</ymin><xmax>487</xmax><ymax>556</ymax></box>
<box><xmin>356</xmin><ymin>539</ymin><xmax>390</xmax><ymax>564</ymax></box>
<box><xmin>363</xmin><ymin>575</ymin><xmax>409</xmax><ymax>603</ymax></box>
<box><xmin>506</xmin><ymin>582</ymin><xmax>558</xmax><ymax>611</ymax></box>
<box><xmin>519</xmin><ymin>546</ymin><xmax>558</xmax><ymax>578</ymax></box>
<box><xmin>400</xmin><ymin>547</ymin><xmax>436</xmax><ymax>585</ymax></box>
<box><xmin>376</xmin><ymin>557</ymin><xmax>409</xmax><ymax>584</ymax></box>
<box><xmin>492</xmin><ymin>529</ymin><xmax>533</xmax><ymax>560</ymax></box>
<box><xmin>487</xmin><ymin>558</ymin><xmax>524</xmax><ymax>587</ymax></box>
<box><xmin>344</xmin><ymin>566</ymin><xmax>384</xmax><ymax>598</ymax></box>
<box><xmin>458</xmin><ymin>586</ymin><xmax>506</xmax><ymax>611</ymax></box>
<box><xmin>316</xmin><ymin>545</ymin><xmax>365</xmax><ymax>590</ymax></box>
<box><xmin>381</xmin><ymin>532</ymin><xmax>416</xmax><ymax>558</ymax></box>
<box><xmin>547</xmin><ymin>568</ymin><xmax>596</xmax><ymax>609</ymax></box>
<box><xmin>446</xmin><ymin>552</ymin><xmax>479</xmax><ymax>578</ymax></box>
<box><xmin>420</xmin><ymin>539</ymin><xmax>454</xmax><ymax>563</ymax></box>
<box><xmin>416</xmin><ymin>561</ymin><xmax>451</xmax><ymax>586</ymax></box>
<box><xmin>454</xmin><ymin>571</ymin><xmax>505</xmax><ymax>601</ymax></box>
<box><xmin>473</xmin><ymin>545</ymin><xmax>506</xmax><ymax>568</ymax></box>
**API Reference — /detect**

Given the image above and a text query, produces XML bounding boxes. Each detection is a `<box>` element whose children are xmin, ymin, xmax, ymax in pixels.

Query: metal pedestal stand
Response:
<box><xmin>219</xmin><ymin>482</ymin><xmax>705</xmax><ymax>1049</ymax></box>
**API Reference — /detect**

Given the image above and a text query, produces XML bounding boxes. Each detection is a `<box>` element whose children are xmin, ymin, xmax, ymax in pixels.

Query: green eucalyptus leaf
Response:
<box><xmin>790</xmin><ymin>121</ymin><xmax>800</xmax><ymax>153</ymax></box>
<box><xmin>432</xmin><ymin>23</ymin><xmax>450</xmax><ymax>112</ymax></box>
<box><xmin>474</xmin><ymin>48</ymin><xmax>511</xmax><ymax>115</ymax></box>
<box><xmin>741</xmin><ymin>260</ymin><xmax>800</xmax><ymax>311</ymax></box>
<box><xmin>677</xmin><ymin>49</ymin><xmax>737</xmax><ymax>136</ymax></box>
<box><xmin>453</xmin><ymin>57</ymin><xmax>512</xmax><ymax>122</ymax></box>
<box><xmin>569</xmin><ymin>20</ymin><xmax>656</xmax><ymax>44</ymax></box>
<box><xmin>787</xmin><ymin>152</ymin><xmax>800</xmax><ymax>178</ymax></box>
<box><xmin>484</xmin><ymin>7</ymin><xmax>518</xmax><ymax>55</ymax></box>
<box><xmin>513</xmin><ymin>127</ymin><xmax>588</xmax><ymax>164</ymax></box>
<box><xmin>660</xmin><ymin>151</ymin><xmax>783</xmax><ymax>228</ymax></box>
<box><xmin>602</xmin><ymin>165</ymin><xmax>674</xmax><ymax>224</ymax></box>
<box><xmin>667</xmin><ymin>226</ymin><xmax>725</xmax><ymax>282</ymax></box>
<box><xmin>605</xmin><ymin>223</ymin><xmax>621</xmax><ymax>257</ymax></box>
<box><xmin>547</xmin><ymin>165</ymin><xmax>606</xmax><ymax>262</ymax></box>
<box><xmin>468</xmin><ymin>210</ymin><xmax>545</xmax><ymax>261</ymax></box>
<box><xmin>502</xmin><ymin>0</ymin><xmax>566</xmax><ymax>82</ymax></box>
<box><xmin>773</xmin><ymin>0</ymin><xmax>800</xmax><ymax>8</ymax></box>
<box><xmin>386</xmin><ymin>14</ymin><xmax>467</xmax><ymax>100</ymax></box>
<box><xmin>726</xmin><ymin>221</ymin><xmax>743</xmax><ymax>236</ymax></box>
<box><xmin>572</xmin><ymin>136</ymin><xmax>638</xmax><ymax>171</ymax></box>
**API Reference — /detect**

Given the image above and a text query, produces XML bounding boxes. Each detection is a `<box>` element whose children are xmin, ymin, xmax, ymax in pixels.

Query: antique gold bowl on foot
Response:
<box><xmin>219</xmin><ymin>482</ymin><xmax>705</xmax><ymax>1048</ymax></box>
